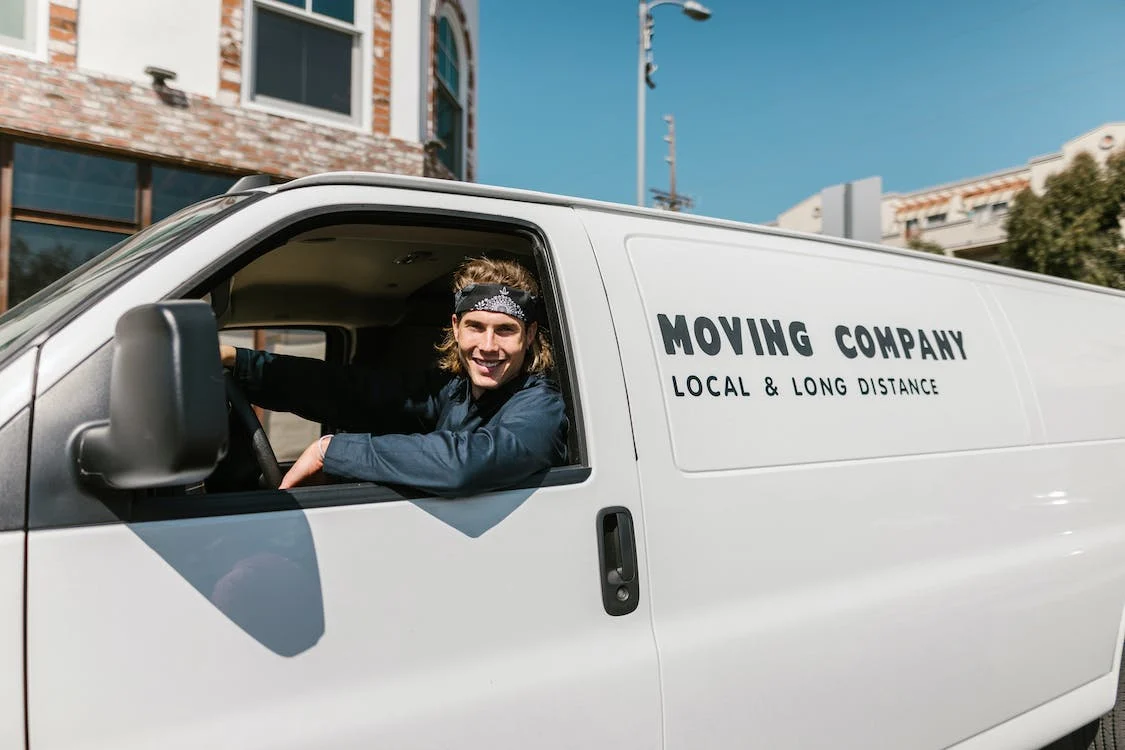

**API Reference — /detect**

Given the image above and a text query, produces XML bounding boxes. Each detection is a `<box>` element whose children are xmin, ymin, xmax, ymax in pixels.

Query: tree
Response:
<box><xmin>8</xmin><ymin>239</ymin><xmax>77</xmax><ymax>307</ymax></box>
<box><xmin>906</xmin><ymin>236</ymin><xmax>945</xmax><ymax>255</ymax></box>
<box><xmin>1002</xmin><ymin>151</ymin><xmax>1125</xmax><ymax>290</ymax></box>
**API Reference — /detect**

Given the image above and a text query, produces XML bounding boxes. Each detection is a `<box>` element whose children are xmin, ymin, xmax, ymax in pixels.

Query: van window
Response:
<box><xmin>188</xmin><ymin>213</ymin><xmax>584</xmax><ymax>505</ymax></box>
<box><xmin>218</xmin><ymin>328</ymin><xmax>328</xmax><ymax>462</ymax></box>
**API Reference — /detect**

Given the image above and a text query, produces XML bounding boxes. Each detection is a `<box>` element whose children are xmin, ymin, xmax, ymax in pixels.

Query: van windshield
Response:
<box><xmin>0</xmin><ymin>193</ymin><xmax>256</xmax><ymax>362</ymax></box>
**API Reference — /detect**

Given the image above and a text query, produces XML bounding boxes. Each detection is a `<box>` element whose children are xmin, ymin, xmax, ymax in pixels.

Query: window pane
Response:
<box><xmin>152</xmin><ymin>166</ymin><xmax>237</xmax><ymax>222</ymax></box>
<box><xmin>274</xmin><ymin>0</ymin><xmax>304</xmax><ymax>7</ymax></box>
<box><xmin>312</xmin><ymin>0</ymin><xmax>353</xmax><ymax>23</ymax></box>
<box><xmin>218</xmin><ymin>328</ymin><xmax>327</xmax><ymax>462</ymax></box>
<box><xmin>13</xmin><ymin>142</ymin><xmax>137</xmax><ymax>221</ymax></box>
<box><xmin>305</xmin><ymin>22</ymin><xmax>352</xmax><ymax>113</ymax></box>
<box><xmin>435</xmin><ymin>90</ymin><xmax>462</xmax><ymax>178</ymax></box>
<box><xmin>255</xmin><ymin>7</ymin><xmax>352</xmax><ymax>116</ymax></box>
<box><xmin>436</xmin><ymin>17</ymin><xmax>459</xmax><ymax>92</ymax></box>
<box><xmin>0</xmin><ymin>0</ymin><xmax>27</xmax><ymax>40</ymax></box>
<box><xmin>8</xmin><ymin>222</ymin><xmax>127</xmax><ymax>306</ymax></box>
<box><xmin>255</xmin><ymin>8</ymin><xmax>305</xmax><ymax>104</ymax></box>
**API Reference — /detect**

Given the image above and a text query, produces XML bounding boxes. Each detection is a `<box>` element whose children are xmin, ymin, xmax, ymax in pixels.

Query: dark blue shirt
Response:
<box><xmin>232</xmin><ymin>348</ymin><xmax>568</xmax><ymax>497</ymax></box>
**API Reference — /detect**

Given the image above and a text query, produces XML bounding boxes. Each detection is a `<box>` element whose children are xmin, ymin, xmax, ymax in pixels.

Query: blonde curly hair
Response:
<box><xmin>436</xmin><ymin>257</ymin><xmax>555</xmax><ymax>375</ymax></box>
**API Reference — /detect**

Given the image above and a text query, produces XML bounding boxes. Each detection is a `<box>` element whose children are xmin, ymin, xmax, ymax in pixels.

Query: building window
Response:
<box><xmin>152</xmin><ymin>165</ymin><xmax>241</xmax><ymax>222</ymax></box>
<box><xmin>0</xmin><ymin>137</ymin><xmax>239</xmax><ymax>311</ymax></box>
<box><xmin>14</xmin><ymin>142</ymin><xmax>138</xmax><ymax>222</ymax></box>
<box><xmin>905</xmin><ymin>218</ymin><xmax>919</xmax><ymax>233</ymax></box>
<box><xmin>250</xmin><ymin>0</ymin><xmax>361</xmax><ymax>121</ymax></box>
<box><xmin>925</xmin><ymin>213</ymin><xmax>947</xmax><ymax>227</ymax></box>
<box><xmin>0</xmin><ymin>0</ymin><xmax>37</xmax><ymax>53</ymax></box>
<box><xmin>991</xmin><ymin>201</ymin><xmax>1009</xmax><ymax>216</ymax></box>
<box><xmin>434</xmin><ymin>16</ymin><xmax>463</xmax><ymax>178</ymax></box>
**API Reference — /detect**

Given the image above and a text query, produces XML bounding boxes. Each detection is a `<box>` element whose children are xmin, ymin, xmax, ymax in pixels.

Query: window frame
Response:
<box><xmin>242</xmin><ymin>0</ymin><xmax>374</xmax><ymax>132</ymax></box>
<box><xmin>0</xmin><ymin>0</ymin><xmax>48</xmax><ymax>60</ymax></box>
<box><xmin>433</xmin><ymin>11</ymin><xmax>467</xmax><ymax>179</ymax></box>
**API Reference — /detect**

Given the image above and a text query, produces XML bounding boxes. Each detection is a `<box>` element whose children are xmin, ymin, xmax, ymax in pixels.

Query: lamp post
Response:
<box><xmin>637</xmin><ymin>0</ymin><xmax>711</xmax><ymax>207</ymax></box>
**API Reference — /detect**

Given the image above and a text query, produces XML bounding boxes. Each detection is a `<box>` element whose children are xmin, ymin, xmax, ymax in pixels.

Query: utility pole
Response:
<box><xmin>651</xmin><ymin>114</ymin><xmax>694</xmax><ymax>212</ymax></box>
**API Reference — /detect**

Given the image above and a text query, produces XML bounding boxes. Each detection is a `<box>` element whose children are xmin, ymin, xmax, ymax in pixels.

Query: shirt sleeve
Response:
<box><xmin>321</xmin><ymin>383</ymin><xmax>568</xmax><ymax>498</ymax></box>
<box><xmin>231</xmin><ymin>347</ymin><xmax>446</xmax><ymax>432</ymax></box>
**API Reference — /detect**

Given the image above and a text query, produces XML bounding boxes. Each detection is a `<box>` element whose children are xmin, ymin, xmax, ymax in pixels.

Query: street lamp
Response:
<box><xmin>637</xmin><ymin>0</ymin><xmax>711</xmax><ymax>207</ymax></box>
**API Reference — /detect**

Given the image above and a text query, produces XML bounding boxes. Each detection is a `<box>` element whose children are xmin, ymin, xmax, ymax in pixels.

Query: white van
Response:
<box><xmin>1</xmin><ymin>173</ymin><xmax>1123</xmax><ymax>750</ymax></box>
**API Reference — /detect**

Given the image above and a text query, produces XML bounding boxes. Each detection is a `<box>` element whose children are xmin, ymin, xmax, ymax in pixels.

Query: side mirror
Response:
<box><xmin>75</xmin><ymin>301</ymin><xmax>228</xmax><ymax>489</ymax></box>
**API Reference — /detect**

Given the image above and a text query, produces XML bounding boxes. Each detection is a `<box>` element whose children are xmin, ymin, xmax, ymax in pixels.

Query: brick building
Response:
<box><xmin>774</xmin><ymin>122</ymin><xmax>1125</xmax><ymax>263</ymax></box>
<box><xmin>0</xmin><ymin>0</ymin><xmax>478</xmax><ymax>311</ymax></box>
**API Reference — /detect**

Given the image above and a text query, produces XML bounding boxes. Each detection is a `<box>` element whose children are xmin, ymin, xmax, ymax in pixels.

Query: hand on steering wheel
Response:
<box><xmin>224</xmin><ymin>371</ymin><xmax>284</xmax><ymax>489</ymax></box>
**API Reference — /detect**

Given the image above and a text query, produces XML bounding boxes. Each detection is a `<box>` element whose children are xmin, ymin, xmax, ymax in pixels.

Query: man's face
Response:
<box><xmin>453</xmin><ymin>310</ymin><xmax>537</xmax><ymax>398</ymax></box>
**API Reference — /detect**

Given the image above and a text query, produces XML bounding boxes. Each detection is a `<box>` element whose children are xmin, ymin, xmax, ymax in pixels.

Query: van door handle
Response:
<box><xmin>597</xmin><ymin>507</ymin><xmax>640</xmax><ymax>616</ymax></box>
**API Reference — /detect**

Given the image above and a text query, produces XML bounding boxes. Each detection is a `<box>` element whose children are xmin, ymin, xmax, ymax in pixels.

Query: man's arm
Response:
<box><xmin>309</xmin><ymin>385</ymin><xmax>567</xmax><ymax>497</ymax></box>
<box><xmin>227</xmin><ymin>347</ymin><xmax>446</xmax><ymax>431</ymax></box>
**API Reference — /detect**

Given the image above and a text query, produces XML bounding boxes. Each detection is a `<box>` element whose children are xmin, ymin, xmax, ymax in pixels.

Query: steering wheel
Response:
<box><xmin>224</xmin><ymin>372</ymin><xmax>284</xmax><ymax>489</ymax></box>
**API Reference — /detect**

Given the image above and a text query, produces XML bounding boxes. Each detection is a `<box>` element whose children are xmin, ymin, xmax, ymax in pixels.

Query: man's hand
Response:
<box><xmin>220</xmin><ymin>344</ymin><xmax>237</xmax><ymax>368</ymax></box>
<box><xmin>279</xmin><ymin>436</ymin><xmax>331</xmax><ymax>490</ymax></box>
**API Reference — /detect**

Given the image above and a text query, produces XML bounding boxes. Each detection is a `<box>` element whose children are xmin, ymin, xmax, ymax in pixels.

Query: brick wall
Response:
<box><xmin>372</xmin><ymin>0</ymin><xmax>392</xmax><ymax>136</ymax></box>
<box><xmin>0</xmin><ymin>53</ymin><xmax>425</xmax><ymax>178</ymax></box>
<box><xmin>218</xmin><ymin>0</ymin><xmax>243</xmax><ymax>107</ymax></box>
<box><xmin>48</xmin><ymin>0</ymin><xmax>79</xmax><ymax>67</ymax></box>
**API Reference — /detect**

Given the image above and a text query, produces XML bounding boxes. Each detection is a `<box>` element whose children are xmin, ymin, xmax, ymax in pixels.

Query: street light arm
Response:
<box><xmin>645</xmin><ymin>0</ymin><xmax>712</xmax><ymax>18</ymax></box>
<box><xmin>645</xmin><ymin>0</ymin><xmax>686</xmax><ymax>11</ymax></box>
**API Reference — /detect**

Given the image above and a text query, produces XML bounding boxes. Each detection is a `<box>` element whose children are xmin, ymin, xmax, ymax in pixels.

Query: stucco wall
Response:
<box><xmin>77</xmin><ymin>0</ymin><xmax>223</xmax><ymax>99</ymax></box>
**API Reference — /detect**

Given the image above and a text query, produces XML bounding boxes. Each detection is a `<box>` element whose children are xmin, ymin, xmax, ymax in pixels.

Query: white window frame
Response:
<box><xmin>434</xmin><ymin>6</ymin><xmax>468</xmax><ymax>179</ymax></box>
<box><xmin>242</xmin><ymin>0</ymin><xmax>373</xmax><ymax>132</ymax></box>
<box><xmin>0</xmin><ymin>0</ymin><xmax>49</xmax><ymax>61</ymax></box>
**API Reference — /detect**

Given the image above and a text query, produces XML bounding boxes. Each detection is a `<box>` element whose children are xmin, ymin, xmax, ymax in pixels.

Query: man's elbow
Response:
<box><xmin>441</xmin><ymin>455</ymin><xmax>547</xmax><ymax>498</ymax></box>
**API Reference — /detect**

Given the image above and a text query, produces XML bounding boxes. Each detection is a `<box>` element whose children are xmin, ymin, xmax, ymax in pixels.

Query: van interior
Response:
<box><xmin>196</xmin><ymin>214</ymin><xmax>576</xmax><ymax>493</ymax></box>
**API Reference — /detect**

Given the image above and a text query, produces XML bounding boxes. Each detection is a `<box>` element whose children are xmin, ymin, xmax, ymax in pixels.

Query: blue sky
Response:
<box><xmin>476</xmin><ymin>0</ymin><xmax>1125</xmax><ymax>224</ymax></box>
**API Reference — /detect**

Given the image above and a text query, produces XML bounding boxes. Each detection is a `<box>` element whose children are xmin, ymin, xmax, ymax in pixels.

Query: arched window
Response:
<box><xmin>434</xmin><ymin>16</ymin><xmax>463</xmax><ymax>178</ymax></box>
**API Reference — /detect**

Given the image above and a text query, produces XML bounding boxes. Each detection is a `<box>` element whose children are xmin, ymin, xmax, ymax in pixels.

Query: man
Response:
<box><xmin>220</xmin><ymin>257</ymin><xmax>568</xmax><ymax>495</ymax></box>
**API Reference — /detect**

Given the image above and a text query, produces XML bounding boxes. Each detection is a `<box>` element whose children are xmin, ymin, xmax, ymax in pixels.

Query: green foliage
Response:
<box><xmin>906</xmin><ymin>236</ymin><xmax>945</xmax><ymax>255</ymax></box>
<box><xmin>1002</xmin><ymin>151</ymin><xmax>1125</xmax><ymax>289</ymax></box>
<box><xmin>8</xmin><ymin>239</ymin><xmax>77</xmax><ymax>307</ymax></box>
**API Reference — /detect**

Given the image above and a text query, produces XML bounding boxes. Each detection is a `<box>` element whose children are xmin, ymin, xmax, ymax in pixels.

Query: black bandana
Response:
<box><xmin>454</xmin><ymin>283</ymin><xmax>539</xmax><ymax>324</ymax></box>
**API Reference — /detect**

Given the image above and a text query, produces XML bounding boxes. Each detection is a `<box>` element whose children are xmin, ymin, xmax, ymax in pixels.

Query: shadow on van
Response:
<box><xmin>128</xmin><ymin>506</ymin><xmax>324</xmax><ymax>657</ymax></box>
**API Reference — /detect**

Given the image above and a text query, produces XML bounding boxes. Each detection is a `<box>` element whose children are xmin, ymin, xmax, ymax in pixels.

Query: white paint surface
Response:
<box><xmin>626</xmin><ymin>233</ymin><xmax>1032</xmax><ymax>471</ymax></box>
<box><xmin>0</xmin><ymin>533</ymin><xmax>24</xmax><ymax>750</ymax></box>
<box><xmin>390</xmin><ymin>0</ymin><xmax>423</xmax><ymax>141</ymax></box>
<box><xmin>77</xmin><ymin>0</ymin><xmax>222</xmax><ymax>98</ymax></box>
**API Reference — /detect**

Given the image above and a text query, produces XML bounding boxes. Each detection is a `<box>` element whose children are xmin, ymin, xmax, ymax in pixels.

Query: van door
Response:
<box><xmin>580</xmin><ymin>207</ymin><xmax>1100</xmax><ymax>749</ymax></box>
<box><xmin>24</xmin><ymin>189</ymin><xmax>660</xmax><ymax>750</ymax></box>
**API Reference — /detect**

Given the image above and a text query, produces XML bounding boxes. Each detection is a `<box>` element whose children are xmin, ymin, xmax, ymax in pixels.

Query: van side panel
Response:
<box><xmin>0</xmin><ymin>409</ymin><xmax>29</xmax><ymax>749</ymax></box>
<box><xmin>625</xmin><ymin>236</ymin><xmax>1031</xmax><ymax>471</ymax></box>
<box><xmin>0</xmin><ymin>529</ymin><xmax>24</xmax><ymax>750</ymax></box>
<box><xmin>580</xmin><ymin>206</ymin><xmax>1125</xmax><ymax>749</ymax></box>
<box><xmin>990</xmin><ymin>283</ymin><xmax>1125</xmax><ymax>443</ymax></box>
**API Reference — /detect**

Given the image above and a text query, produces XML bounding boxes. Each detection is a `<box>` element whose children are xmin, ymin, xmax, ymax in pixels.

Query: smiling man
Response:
<box><xmin>221</xmin><ymin>258</ymin><xmax>569</xmax><ymax>496</ymax></box>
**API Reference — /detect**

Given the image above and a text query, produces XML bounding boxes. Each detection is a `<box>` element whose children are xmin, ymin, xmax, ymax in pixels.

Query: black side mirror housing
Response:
<box><xmin>75</xmin><ymin>301</ymin><xmax>228</xmax><ymax>489</ymax></box>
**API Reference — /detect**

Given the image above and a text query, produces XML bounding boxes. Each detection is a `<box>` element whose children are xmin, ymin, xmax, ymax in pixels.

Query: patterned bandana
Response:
<box><xmin>454</xmin><ymin>283</ymin><xmax>539</xmax><ymax>324</ymax></box>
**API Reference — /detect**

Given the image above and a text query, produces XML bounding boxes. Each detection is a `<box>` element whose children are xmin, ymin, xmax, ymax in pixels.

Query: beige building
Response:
<box><xmin>775</xmin><ymin>122</ymin><xmax>1125</xmax><ymax>262</ymax></box>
